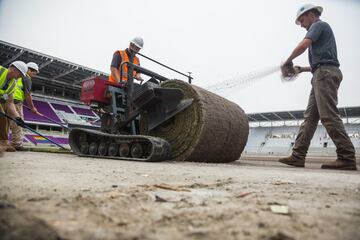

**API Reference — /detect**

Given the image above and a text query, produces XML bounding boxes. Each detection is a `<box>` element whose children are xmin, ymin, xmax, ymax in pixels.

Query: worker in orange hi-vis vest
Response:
<box><xmin>109</xmin><ymin>37</ymin><xmax>144</xmax><ymax>84</ymax></box>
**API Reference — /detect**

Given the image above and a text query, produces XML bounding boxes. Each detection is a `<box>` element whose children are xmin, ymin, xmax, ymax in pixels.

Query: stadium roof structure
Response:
<box><xmin>0</xmin><ymin>40</ymin><xmax>108</xmax><ymax>99</ymax></box>
<box><xmin>247</xmin><ymin>106</ymin><xmax>360</xmax><ymax>122</ymax></box>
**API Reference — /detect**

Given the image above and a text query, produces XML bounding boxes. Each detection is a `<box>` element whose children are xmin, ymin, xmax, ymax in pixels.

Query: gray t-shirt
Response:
<box><xmin>305</xmin><ymin>20</ymin><xmax>339</xmax><ymax>69</ymax></box>
<box><xmin>21</xmin><ymin>75</ymin><xmax>32</xmax><ymax>94</ymax></box>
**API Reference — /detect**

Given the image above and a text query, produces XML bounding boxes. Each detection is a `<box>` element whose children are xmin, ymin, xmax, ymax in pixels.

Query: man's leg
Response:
<box><xmin>291</xmin><ymin>87</ymin><xmax>320</xmax><ymax>160</ymax></box>
<box><xmin>0</xmin><ymin>102</ymin><xmax>9</xmax><ymax>145</ymax></box>
<box><xmin>279</xmin><ymin>86</ymin><xmax>320</xmax><ymax>167</ymax></box>
<box><xmin>314</xmin><ymin>66</ymin><xmax>356</xmax><ymax>170</ymax></box>
<box><xmin>10</xmin><ymin>102</ymin><xmax>24</xmax><ymax>149</ymax></box>
<box><xmin>0</xmin><ymin>102</ymin><xmax>15</xmax><ymax>151</ymax></box>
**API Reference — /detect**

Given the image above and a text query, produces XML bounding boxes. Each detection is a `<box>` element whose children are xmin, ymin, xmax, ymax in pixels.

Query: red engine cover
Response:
<box><xmin>80</xmin><ymin>77</ymin><xmax>124</xmax><ymax>105</ymax></box>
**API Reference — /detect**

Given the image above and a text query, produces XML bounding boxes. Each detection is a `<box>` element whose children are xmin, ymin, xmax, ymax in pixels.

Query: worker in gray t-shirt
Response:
<box><xmin>18</xmin><ymin>75</ymin><xmax>32</xmax><ymax>99</ymax></box>
<box><xmin>279</xmin><ymin>4</ymin><xmax>356</xmax><ymax>170</ymax></box>
<box><xmin>10</xmin><ymin>62</ymin><xmax>42</xmax><ymax>151</ymax></box>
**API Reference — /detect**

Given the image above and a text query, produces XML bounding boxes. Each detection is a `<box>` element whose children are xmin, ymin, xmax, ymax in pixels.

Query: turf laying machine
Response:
<box><xmin>69</xmin><ymin>53</ymin><xmax>249</xmax><ymax>162</ymax></box>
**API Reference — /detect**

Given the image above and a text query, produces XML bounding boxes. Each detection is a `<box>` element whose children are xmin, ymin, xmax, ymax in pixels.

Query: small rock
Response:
<box><xmin>258</xmin><ymin>222</ymin><xmax>266</xmax><ymax>228</ymax></box>
<box><xmin>106</xmin><ymin>191</ymin><xmax>122</xmax><ymax>199</ymax></box>
<box><xmin>112</xmin><ymin>185</ymin><xmax>118</xmax><ymax>188</ymax></box>
<box><xmin>0</xmin><ymin>202</ymin><xmax>15</xmax><ymax>209</ymax></box>
<box><xmin>270</xmin><ymin>205</ymin><xmax>289</xmax><ymax>215</ymax></box>
<box><xmin>117</xmin><ymin>220</ymin><xmax>129</xmax><ymax>226</ymax></box>
<box><xmin>75</xmin><ymin>194</ymin><xmax>82</xmax><ymax>200</ymax></box>
<box><xmin>269</xmin><ymin>231</ymin><xmax>294</xmax><ymax>240</ymax></box>
<box><xmin>27</xmin><ymin>197</ymin><xmax>50</xmax><ymax>202</ymax></box>
<box><xmin>236</xmin><ymin>192</ymin><xmax>252</xmax><ymax>198</ymax></box>
<box><xmin>155</xmin><ymin>195</ymin><xmax>167</xmax><ymax>202</ymax></box>
<box><xmin>273</xmin><ymin>180</ymin><xmax>295</xmax><ymax>185</ymax></box>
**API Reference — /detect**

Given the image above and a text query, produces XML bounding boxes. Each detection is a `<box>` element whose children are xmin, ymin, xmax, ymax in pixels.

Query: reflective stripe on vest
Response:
<box><xmin>13</xmin><ymin>77</ymin><xmax>25</xmax><ymax>101</ymax></box>
<box><xmin>0</xmin><ymin>67</ymin><xmax>7</xmax><ymax>89</ymax></box>
<box><xmin>0</xmin><ymin>66</ymin><xmax>17</xmax><ymax>97</ymax></box>
<box><xmin>108</xmin><ymin>50</ymin><xmax>140</xmax><ymax>83</ymax></box>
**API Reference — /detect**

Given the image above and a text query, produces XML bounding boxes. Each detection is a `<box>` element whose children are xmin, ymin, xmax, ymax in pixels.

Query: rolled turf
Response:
<box><xmin>140</xmin><ymin>80</ymin><xmax>249</xmax><ymax>163</ymax></box>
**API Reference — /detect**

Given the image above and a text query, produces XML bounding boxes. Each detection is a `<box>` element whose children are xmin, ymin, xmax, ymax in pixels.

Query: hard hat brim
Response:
<box><xmin>29</xmin><ymin>67</ymin><xmax>39</xmax><ymax>73</ymax></box>
<box><xmin>131</xmin><ymin>42</ymin><xmax>142</xmax><ymax>49</ymax></box>
<box><xmin>295</xmin><ymin>6</ymin><xmax>323</xmax><ymax>25</ymax></box>
<box><xmin>11</xmin><ymin>64</ymin><xmax>26</xmax><ymax>77</ymax></box>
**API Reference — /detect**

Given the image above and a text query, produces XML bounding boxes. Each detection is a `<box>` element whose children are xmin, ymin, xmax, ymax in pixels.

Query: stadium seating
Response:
<box><xmin>19</xmin><ymin>97</ymin><xmax>99</xmax><ymax>147</ymax></box>
<box><xmin>51</xmin><ymin>102</ymin><xmax>74</xmax><ymax>113</ymax></box>
<box><xmin>24</xmin><ymin>100</ymin><xmax>62</xmax><ymax>124</ymax></box>
<box><xmin>244</xmin><ymin>124</ymin><xmax>360</xmax><ymax>156</ymax></box>
<box><xmin>25</xmin><ymin>134</ymin><xmax>69</xmax><ymax>145</ymax></box>
<box><xmin>244</xmin><ymin>127</ymin><xmax>269</xmax><ymax>154</ymax></box>
<box><xmin>71</xmin><ymin>106</ymin><xmax>95</xmax><ymax>117</ymax></box>
<box><xmin>260</xmin><ymin>138</ymin><xmax>292</xmax><ymax>155</ymax></box>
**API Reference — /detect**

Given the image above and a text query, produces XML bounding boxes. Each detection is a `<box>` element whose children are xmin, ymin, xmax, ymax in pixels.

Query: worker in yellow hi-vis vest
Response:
<box><xmin>0</xmin><ymin>61</ymin><xmax>28</xmax><ymax>152</ymax></box>
<box><xmin>9</xmin><ymin>62</ymin><xmax>42</xmax><ymax>151</ymax></box>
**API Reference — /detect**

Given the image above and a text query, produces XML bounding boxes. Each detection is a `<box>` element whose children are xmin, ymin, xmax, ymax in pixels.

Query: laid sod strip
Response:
<box><xmin>141</xmin><ymin>80</ymin><xmax>249</xmax><ymax>163</ymax></box>
<box><xmin>28</xmin><ymin>147</ymin><xmax>72</xmax><ymax>154</ymax></box>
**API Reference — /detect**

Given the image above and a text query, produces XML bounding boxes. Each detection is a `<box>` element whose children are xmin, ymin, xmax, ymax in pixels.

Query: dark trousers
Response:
<box><xmin>292</xmin><ymin>65</ymin><xmax>356</xmax><ymax>162</ymax></box>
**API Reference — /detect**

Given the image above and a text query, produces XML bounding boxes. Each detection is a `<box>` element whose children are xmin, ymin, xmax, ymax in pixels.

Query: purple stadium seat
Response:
<box><xmin>25</xmin><ymin>134</ymin><xmax>69</xmax><ymax>145</ymax></box>
<box><xmin>71</xmin><ymin>106</ymin><xmax>95</xmax><ymax>116</ymax></box>
<box><xmin>24</xmin><ymin>100</ymin><xmax>62</xmax><ymax>123</ymax></box>
<box><xmin>91</xmin><ymin>120</ymin><xmax>101</xmax><ymax>126</ymax></box>
<box><xmin>51</xmin><ymin>103</ymin><xmax>74</xmax><ymax>113</ymax></box>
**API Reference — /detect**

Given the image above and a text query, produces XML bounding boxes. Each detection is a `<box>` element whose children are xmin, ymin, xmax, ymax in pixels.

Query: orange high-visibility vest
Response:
<box><xmin>109</xmin><ymin>50</ymin><xmax>140</xmax><ymax>83</ymax></box>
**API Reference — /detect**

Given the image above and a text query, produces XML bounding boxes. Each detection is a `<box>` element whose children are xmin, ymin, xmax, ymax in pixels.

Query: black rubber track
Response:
<box><xmin>69</xmin><ymin>129</ymin><xmax>170</xmax><ymax>162</ymax></box>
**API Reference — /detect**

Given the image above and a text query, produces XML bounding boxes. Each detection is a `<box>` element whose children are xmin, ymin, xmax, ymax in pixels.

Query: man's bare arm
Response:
<box><xmin>5</xmin><ymin>95</ymin><xmax>20</xmax><ymax>119</ymax></box>
<box><xmin>297</xmin><ymin>66</ymin><xmax>312</xmax><ymax>72</ymax></box>
<box><xmin>284</xmin><ymin>38</ymin><xmax>313</xmax><ymax>65</ymax></box>
<box><xmin>25</xmin><ymin>93</ymin><xmax>42</xmax><ymax>115</ymax></box>
<box><xmin>110</xmin><ymin>67</ymin><xmax>120</xmax><ymax>83</ymax></box>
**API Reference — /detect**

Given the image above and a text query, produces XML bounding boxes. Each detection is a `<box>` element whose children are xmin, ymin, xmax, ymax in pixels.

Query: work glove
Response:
<box><xmin>15</xmin><ymin>117</ymin><xmax>25</xmax><ymax>127</ymax></box>
<box><xmin>281</xmin><ymin>62</ymin><xmax>295</xmax><ymax>78</ymax></box>
<box><xmin>280</xmin><ymin>61</ymin><xmax>300</xmax><ymax>82</ymax></box>
<box><xmin>294</xmin><ymin>66</ymin><xmax>302</xmax><ymax>74</ymax></box>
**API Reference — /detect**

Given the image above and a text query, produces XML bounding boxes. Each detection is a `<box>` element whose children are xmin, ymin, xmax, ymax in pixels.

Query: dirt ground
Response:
<box><xmin>0</xmin><ymin>152</ymin><xmax>359</xmax><ymax>240</ymax></box>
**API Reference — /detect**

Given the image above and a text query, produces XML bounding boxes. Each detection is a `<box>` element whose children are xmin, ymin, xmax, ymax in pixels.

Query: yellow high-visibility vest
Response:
<box><xmin>0</xmin><ymin>66</ymin><xmax>17</xmax><ymax>100</ymax></box>
<box><xmin>14</xmin><ymin>74</ymin><xmax>30</xmax><ymax>102</ymax></box>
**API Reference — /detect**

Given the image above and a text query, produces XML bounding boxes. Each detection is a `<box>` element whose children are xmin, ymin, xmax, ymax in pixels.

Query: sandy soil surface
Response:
<box><xmin>0</xmin><ymin>152</ymin><xmax>359</xmax><ymax>240</ymax></box>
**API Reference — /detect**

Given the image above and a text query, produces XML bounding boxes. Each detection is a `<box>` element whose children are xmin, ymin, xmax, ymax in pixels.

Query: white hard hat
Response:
<box><xmin>27</xmin><ymin>62</ymin><xmax>39</xmax><ymax>73</ymax></box>
<box><xmin>10</xmin><ymin>61</ymin><xmax>28</xmax><ymax>77</ymax></box>
<box><xmin>295</xmin><ymin>4</ymin><xmax>323</xmax><ymax>25</ymax></box>
<box><xmin>130</xmin><ymin>37</ymin><xmax>144</xmax><ymax>49</ymax></box>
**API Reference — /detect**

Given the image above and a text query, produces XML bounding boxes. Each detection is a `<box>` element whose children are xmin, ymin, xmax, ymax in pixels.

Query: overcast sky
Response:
<box><xmin>0</xmin><ymin>0</ymin><xmax>359</xmax><ymax>113</ymax></box>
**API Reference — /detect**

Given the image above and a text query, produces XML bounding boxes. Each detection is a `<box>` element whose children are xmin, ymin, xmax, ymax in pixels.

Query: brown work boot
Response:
<box><xmin>0</xmin><ymin>146</ymin><xmax>4</xmax><ymax>157</ymax></box>
<box><xmin>14</xmin><ymin>146</ymin><xmax>28</xmax><ymax>152</ymax></box>
<box><xmin>279</xmin><ymin>155</ymin><xmax>305</xmax><ymax>167</ymax></box>
<box><xmin>5</xmin><ymin>145</ymin><xmax>16</xmax><ymax>152</ymax></box>
<box><xmin>321</xmin><ymin>160</ymin><xmax>357</xmax><ymax>170</ymax></box>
